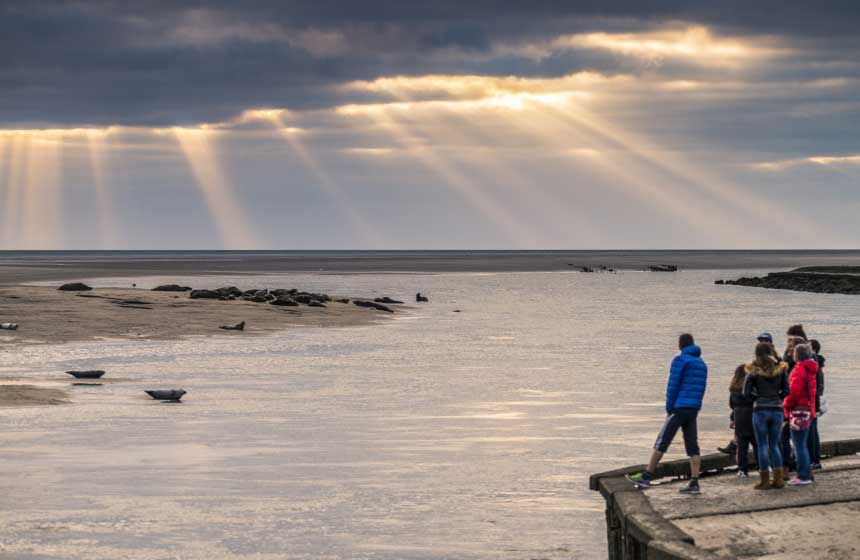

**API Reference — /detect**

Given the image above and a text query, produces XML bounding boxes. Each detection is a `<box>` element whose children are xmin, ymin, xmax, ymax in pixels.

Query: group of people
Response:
<box><xmin>626</xmin><ymin>326</ymin><xmax>825</xmax><ymax>495</ymax></box>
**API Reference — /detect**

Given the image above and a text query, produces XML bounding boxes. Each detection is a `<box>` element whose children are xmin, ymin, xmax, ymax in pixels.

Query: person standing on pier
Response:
<box><xmin>729</xmin><ymin>364</ymin><xmax>757</xmax><ymax>477</ymax></box>
<box><xmin>809</xmin><ymin>339</ymin><xmax>826</xmax><ymax>469</ymax></box>
<box><xmin>626</xmin><ymin>334</ymin><xmax>708</xmax><ymax>494</ymax></box>
<box><xmin>743</xmin><ymin>343</ymin><xmax>789</xmax><ymax>489</ymax></box>
<box><xmin>718</xmin><ymin>332</ymin><xmax>778</xmax><ymax>457</ymax></box>
<box><xmin>780</xmin><ymin>332</ymin><xmax>806</xmax><ymax>471</ymax></box>
<box><xmin>783</xmin><ymin>343</ymin><xmax>818</xmax><ymax>485</ymax></box>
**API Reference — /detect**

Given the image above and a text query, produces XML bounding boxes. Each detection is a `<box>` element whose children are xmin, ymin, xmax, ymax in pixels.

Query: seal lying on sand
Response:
<box><xmin>66</xmin><ymin>370</ymin><xmax>106</xmax><ymax>379</ymax></box>
<box><xmin>145</xmin><ymin>389</ymin><xmax>187</xmax><ymax>401</ymax></box>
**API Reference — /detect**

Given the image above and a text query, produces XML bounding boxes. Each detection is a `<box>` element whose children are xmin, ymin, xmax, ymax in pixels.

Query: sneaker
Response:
<box><xmin>787</xmin><ymin>477</ymin><xmax>813</xmax><ymax>486</ymax></box>
<box><xmin>625</xmin><ymin>472</ymin><xmax>652</xmax><ymax>489</ymax></box>
<box><xmin>736</xmin><ymin>471</ymin><xmax>749</xmax><ymax>478</ymax></box>
<box><xmin>679</xmin><ymin>480</ymin><xmax>701</xmax><ymax>495</ymax></box>
<box><xmin>812</xmin><ymin>463</ymin><xmax>823</xmax><ymax>470</ymax></box>
<box><xmin>718</xmin><ymin>442</ymin><xmax>737</xmax><ymax>455</ymax></box>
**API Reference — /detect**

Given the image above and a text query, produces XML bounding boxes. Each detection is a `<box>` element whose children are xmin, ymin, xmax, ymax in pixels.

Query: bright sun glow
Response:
<box><xmin>336</xmin><ymin>91</ymin><xmax>579</xmax><ymax>116</ymax></box>
<box><xmin>553</xmin><ymin>26</ymin><xmax>785</xmax><ymax>65</ymax></box>
<box><xmin>343</xmin><ymin>72</ymin><xmax>623</xmax><ymax>98</ymax></box>
<box><xmin>753</xmin><ymin>154</ymin><xmax>860</xmax><ymax>170</ymax></box>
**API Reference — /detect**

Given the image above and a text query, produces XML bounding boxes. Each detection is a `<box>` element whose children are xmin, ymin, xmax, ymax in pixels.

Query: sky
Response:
<box><xmin>1</xmin><ymin>1</ymin><xmax>859</xmax><ymax>250</ymax></box>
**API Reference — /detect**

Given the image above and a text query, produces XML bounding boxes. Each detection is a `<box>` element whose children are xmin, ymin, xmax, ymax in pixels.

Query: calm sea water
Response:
<box><xmin>2</xmin><ymin>270</ymin><xmax>859</xmax><ymax>559</ymax></box>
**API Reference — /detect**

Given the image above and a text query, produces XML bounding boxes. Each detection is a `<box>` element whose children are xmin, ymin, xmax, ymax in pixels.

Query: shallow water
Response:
<box><xmin>2</xmin><ymin>270</ymin><xmax>860</xmax><ymax>559</ymax></box>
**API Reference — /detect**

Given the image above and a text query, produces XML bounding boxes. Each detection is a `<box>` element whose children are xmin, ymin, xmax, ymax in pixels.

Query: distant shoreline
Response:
<box><xmin>4</xmin><ymin>250</ymin><xmax>860</xmax><ymax>284</ymax></box>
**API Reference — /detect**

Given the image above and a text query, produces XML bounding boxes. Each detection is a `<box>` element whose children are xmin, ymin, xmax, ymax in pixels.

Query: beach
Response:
<box><xmin>0</xmin><ymin>285</ymin><xmax>392</xmax><ymax>347</ymax></box>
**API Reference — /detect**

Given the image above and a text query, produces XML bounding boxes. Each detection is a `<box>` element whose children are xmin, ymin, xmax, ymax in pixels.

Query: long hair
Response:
<box><xmin>784</xmin><ymin>336</ymin><xmax>805</xmax><ymax>358</ymax></box>
<box><xmin>729</xmin><ymin>364</ymin><xmax>746</xmax><ymax>393</ymax></box>
<box><xmin>787</xmin><ymin>324</ymin><xmax>808</xmax><ymax>340</ymax></box>
<box><xmin>754</xmin><ymin>342</ymin><xmax>777</xmax><ymax>368</ymax></box>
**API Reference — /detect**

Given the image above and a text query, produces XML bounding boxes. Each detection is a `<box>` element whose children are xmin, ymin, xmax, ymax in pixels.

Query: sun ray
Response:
<box><xmin>363</xmin><ymin>108</ymin><xmax>544</xmax><ymax>248</ymax></box>
<box><xmin>173</xmin><ymin>127</ymin><xmax>259</xmax><ymax>249</ymax></box>
<box><xmin>545</xmin><ymin>103</ymin><xmax>829</xmax><ymax>242</ymax></box>
<box><xmin>20</xmin><ymin>133</ymin><xmax>62</xmax><ymax>248</ymax></box>
<box><xmin>268</xmin><ymin>116</ymin><xmax>384</xmax><ymax>248</ymax></box>
<box><xmin>490</xmin><ymin>100</ymin><xmax>746</xmax><ymax>243</ymax></box>
<box><xmin>1</xmin><ymin>135</ymin><xmax>30</xmax><ymax>248</ymax></box>
<box><xmin>426</xmin><ymin>107</ymin><xmax>610</xmax><ymax>246</ymax></box>
<box><xmin>0</xmin><ymin>136</ymin><xmax>7</xmax><ymax>172</ymax></box>
<box><xmin>86</xmin><ymin>130</ymin><xmax>122</xmax><ymax>248</ymax></box>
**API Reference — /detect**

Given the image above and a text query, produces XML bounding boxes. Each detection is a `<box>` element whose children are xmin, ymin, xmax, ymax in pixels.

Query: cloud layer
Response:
<box><xmin>1</xmin><ymin>2</ymin><xmax>859</xmax><ymax>249</ymax></box>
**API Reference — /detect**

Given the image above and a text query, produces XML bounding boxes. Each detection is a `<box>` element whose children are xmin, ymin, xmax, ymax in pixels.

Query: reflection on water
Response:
<box><xmin>2</xmin><ymin>270</ymin><xmax>860</xmax><ymax>559</ymax></box>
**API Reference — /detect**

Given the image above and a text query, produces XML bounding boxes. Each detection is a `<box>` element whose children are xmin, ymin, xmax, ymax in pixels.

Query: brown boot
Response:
<box><xmin>771</xmin><ymin>467</ymin><xmax>786</xmax><ymax>489</ymax></box>
<box><xmin>754</xmin><ymin>471</ymin><xmax>771</xmax><ymax>490</ymax></box>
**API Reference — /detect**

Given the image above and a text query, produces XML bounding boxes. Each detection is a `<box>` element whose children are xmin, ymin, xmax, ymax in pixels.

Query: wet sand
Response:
<box><xmin>0</xmin><ymin>286</ymin><xmax>394</xmax><ymax>347</ymax></box>
<box><xmin>0</xmin><ymin>384</ymin><xmax>69</xmax><ymax>406</ymax></box>
<box><xmin>0</xmin><ymin>259</ymin><xmax>402</xmax><ymax>410</ymax></box>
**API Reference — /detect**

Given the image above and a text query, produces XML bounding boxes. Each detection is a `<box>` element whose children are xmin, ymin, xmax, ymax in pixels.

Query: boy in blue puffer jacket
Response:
<box><xmin>627</xmin><ymin>333</ymin><xmax>708</xmax><ymax>494</ymax></box>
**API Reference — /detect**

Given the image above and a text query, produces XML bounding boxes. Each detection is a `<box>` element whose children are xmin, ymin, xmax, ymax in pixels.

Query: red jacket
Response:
<box><xmin>783</xmin><ymin>359</ymin><xmax>818</xmax><ymax>419</ymax></box>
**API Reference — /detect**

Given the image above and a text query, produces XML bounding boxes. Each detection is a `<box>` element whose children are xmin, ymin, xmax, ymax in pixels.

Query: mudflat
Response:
<box><xmin>0</xmin><ymin>286</ymin><xmax>393</xmax><ymax>346</ymax></box>
<box><xmin>0</xmin><ymin>384</ymin><xmax>69</xmax><ymax>406</ymax></box>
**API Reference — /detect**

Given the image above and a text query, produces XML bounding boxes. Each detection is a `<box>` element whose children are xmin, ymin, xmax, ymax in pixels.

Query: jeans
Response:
<box><xmin>753</xmin><ymin>408</ymin><xmax>783</xmax><ymax>472</ymax></box>
<box><xmin>791</xmin><ymin>428</ymin><xmax>811</xmax><ymax>481</ymax></box>
<box><xmin>807</xmin><ymin>418</ymin><xmax>821</xmax><ymax>464</ymax></box>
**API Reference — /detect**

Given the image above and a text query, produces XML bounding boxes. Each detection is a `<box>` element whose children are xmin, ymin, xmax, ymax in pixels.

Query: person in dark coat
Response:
<box><xmin>808</xmin><ymin>339</ymin><xmax>825</xmax><ymax>469</ymax></box>
<box><xmin>626</xmin><ymin>334</ymin><xmax>708</xmax><ymax>495</ymax></box>
<box><xmin>719</xmin><ymin>332</ymin><xmax>778</xmax><ymax>457</ymax></box>
<box><xmin>729</xmin><ymin>364</ymin><xmax>757</xmax><ymax>476</ymax></box>
<box><xmin>743</xmin><ymin>342</ymin><xmax>790</xmax><ymax>490</ymax></box>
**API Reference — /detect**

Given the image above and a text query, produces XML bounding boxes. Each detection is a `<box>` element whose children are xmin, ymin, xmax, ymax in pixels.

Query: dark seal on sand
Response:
<box><xmin>58</xmin><ymin>283</ymin><xmax>93</xmax><ymax>291</ymax></box>
<box><xmin>145</xmin><ymin>389</ymin><xmax>187</xmax><ymax>401</ymax></box>
<box><xmin>153</xmin><ymin>284</ymin><xmax>192</xmax><ymax>292</ymax></box>
<box><xmin>354</xmin><ymin>300</ymin><xmax>394</xmax><ymax>313</ymax></box>
<box><xmin>66</xmin><ymin>370</ymin><xmax>106</xmax><ymax>379</ymax></box>
<box><xmin>189</xmin><ymin>289</ymin><xmax>223</xmax><ymax>300</ymax></box>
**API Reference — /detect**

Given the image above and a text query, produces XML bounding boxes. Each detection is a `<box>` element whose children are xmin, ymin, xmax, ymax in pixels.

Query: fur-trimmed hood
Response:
<box><xmin>744</xmin><ymin>359</ymin><xmax>788</xmax><ymax>379</ymax></box>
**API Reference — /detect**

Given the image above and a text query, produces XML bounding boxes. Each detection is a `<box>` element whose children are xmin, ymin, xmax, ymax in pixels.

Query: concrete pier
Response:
<box><xmin>589</xmin><ymin>438</ymin><xmax>860</xmax><ymax>559</ymax></box>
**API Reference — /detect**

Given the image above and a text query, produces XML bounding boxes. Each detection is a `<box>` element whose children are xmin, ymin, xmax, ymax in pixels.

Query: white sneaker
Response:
<box><xmin>736</xmin><ymin>471</ymin><xmax>749</xmax><ymax>478</ymax></box>
<box><xmin>787</xmin><ymin>477</ymin><xmax>813</xmax><ymax>486</ymax></box>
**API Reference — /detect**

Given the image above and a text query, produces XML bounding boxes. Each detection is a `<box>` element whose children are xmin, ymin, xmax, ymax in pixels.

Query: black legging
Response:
<box><xmin>737</xmin><ymin>433</ymin><xmax>758</xmax><ymax>473</ymax></box>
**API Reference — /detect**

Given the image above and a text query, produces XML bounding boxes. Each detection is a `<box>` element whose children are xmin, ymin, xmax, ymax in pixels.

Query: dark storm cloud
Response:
<box><xmin>1</xmin><ymin>0</ymin><xmax>859</xmax><ymax>127</ymax></box>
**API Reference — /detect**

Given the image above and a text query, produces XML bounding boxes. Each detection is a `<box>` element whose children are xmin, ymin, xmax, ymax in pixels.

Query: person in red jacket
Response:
<box><xmin>783</xmin><ymin>343</ymin><xmax>818</xmax><ymax>485</ymax></box>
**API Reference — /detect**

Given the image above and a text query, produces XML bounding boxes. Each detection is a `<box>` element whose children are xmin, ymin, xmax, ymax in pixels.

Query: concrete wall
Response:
<box><xmin>589</xmin><ymin>438</ymin><xmax>860</xmax><ymax>560</ymax></box>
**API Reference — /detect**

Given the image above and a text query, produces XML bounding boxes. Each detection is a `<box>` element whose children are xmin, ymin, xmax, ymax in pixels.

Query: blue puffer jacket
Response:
<box><xmin>665</xmin><ymin>345</ymin><xmax>708</xmax><ymax>413</ymax></box>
